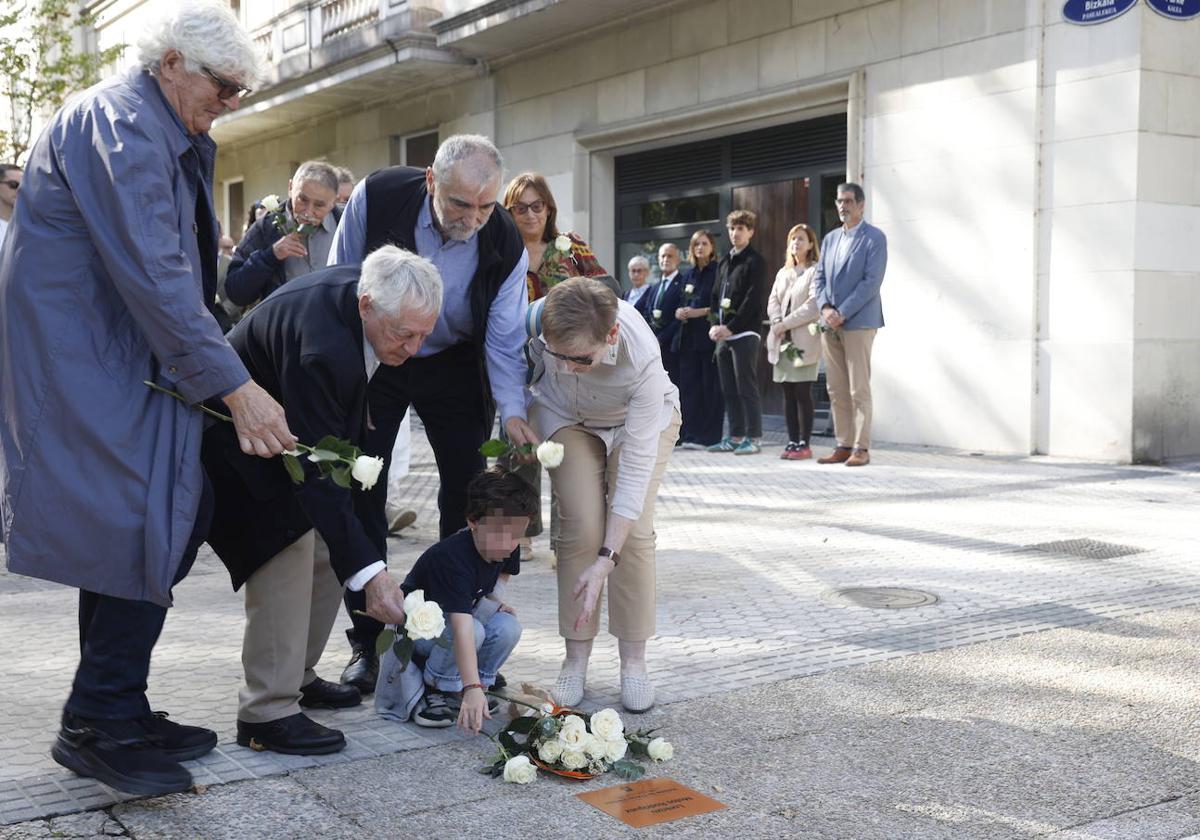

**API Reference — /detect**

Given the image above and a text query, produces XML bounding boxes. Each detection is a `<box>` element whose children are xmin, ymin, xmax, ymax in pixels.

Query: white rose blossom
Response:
<box><xmin>603</xmin><ymin>736</ymin><xmax>628</xmax><ymax>763</ymax></box>
<box><xmin>557</xmin><ymin>715</ymin><xmax>588</xmax><ymax>748</ymax></box>
<box><xmin>502</xmin><ymin>755</ymin><xmax>537</xmax><ymax>784</ymax></box>
<box><xmin>405</xmin><ymin>601</ymin><xmax>445</xmax><ymax>641</ymax></box>
<box><xmin>402</xmin><ymin>588</ymin><xmax>425</xmax><ymax>617</ymax></box>
<box><xmin>647</xmin><ymin>737</ymin><xmax>674</xmax><ymax>762</ymax></box>
<box><xmin>583</xmin><ymin>734</ymin><xmax>608</xmax><ymax>761</ymax></box>
<box><xmin>555</xmin><ymin>234</ymin><xmax>572</xmax><ymax>252</ymax></box>
<box><xmin>652</xmin><ymin>309</ymin><xmax>662</xmax><ymax>320</ymax></box>
<box><xmin>808</xmin><ymin>323</ymin><xmax>819</xmax><ymax>336</ymax></box>
<box><xmin>260</xmin><ymin>194</ymin><xmax>281</xmax><ymax>212</ymax></box>
<box><xmin>721</xmin><ymin>297</ymin><xmax>732</xmax><ymax>309</ymax></box>
<box><xmin>589</xmin><ymin>708</ymin><xmax>624</xmax><ymax>741</ymax></box>
<box><xmin>536</xmin><ymin>440</ymin><xmax>565</xmax><ymax>469</ymax></box>
<box><xmin>560</xmin><ymin>748</ymin><xmax>588</xmax><ymax>770</ymax></box>
<box><xmin>684</xmin><ymin>284</ymin><xmax>694</xmax><ymax>294</ymax></box>
<box><xmin>351</xmin><ymin>455</ymin><xmax>384</xmax><ymax>490</ymax></box>
<box><xmin>537</xmin><ymin>738</ymin><xmax>564</xmax><ymax>763</ymax></box>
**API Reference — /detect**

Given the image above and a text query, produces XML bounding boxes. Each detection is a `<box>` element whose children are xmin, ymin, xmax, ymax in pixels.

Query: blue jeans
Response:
<box><xmin>413</xmin><ymin>609</ymin><xmax>521</xmax><ymax>693</ymax></box>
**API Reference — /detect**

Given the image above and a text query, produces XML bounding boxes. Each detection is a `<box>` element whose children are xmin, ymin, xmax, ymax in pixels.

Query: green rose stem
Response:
<box><xmin>142</xmin><ymin>380</ymin><xmax>366</xmax><ymax>486</ymax></box>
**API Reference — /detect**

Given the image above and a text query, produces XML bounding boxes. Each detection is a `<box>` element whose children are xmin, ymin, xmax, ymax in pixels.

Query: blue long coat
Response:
<box><xmin>0</xmin><ymin>68</ymin><xmax>249</xmax><ymax>606</ymax></box>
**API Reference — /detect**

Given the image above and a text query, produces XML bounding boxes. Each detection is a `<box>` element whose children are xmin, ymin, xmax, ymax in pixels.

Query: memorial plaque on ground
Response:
<box><xmin>577</xmin><ymin>778</ymin><xmax>727</xmax><ymax>828</ymax></box>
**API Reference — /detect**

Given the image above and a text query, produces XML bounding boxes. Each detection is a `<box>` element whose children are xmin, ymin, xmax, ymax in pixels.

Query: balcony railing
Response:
<box><xmin>320</xmin><ymin>0</ymin><xmax>379</xmax><ymax>40</ymax></box>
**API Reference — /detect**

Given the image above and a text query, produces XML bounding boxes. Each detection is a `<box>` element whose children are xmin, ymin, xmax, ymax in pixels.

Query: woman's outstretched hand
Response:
<box><xmin>571</xmin><ymin>557</ymin><xmax>613</xmax><ymax>631</ymax></box>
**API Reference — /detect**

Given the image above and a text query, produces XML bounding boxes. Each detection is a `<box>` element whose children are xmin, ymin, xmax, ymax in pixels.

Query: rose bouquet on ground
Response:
<box><xmin>373</xmin><ymin>589</ymin><xmax>449</xmax><ymax>668</ymax></box>
<box><xmin>481</xmin><ymin>702</ymin><xmax>673</xmax><ymax>784</ymax></box>
<box><xmin>144</xmin><ymin>381</ymin><xmax>384</xmax><ymax>491</ymax></box>
<box><xmin>479</xmin><ymin>439</ymin><xmax>565</xmax><ymax>470</ymax></box>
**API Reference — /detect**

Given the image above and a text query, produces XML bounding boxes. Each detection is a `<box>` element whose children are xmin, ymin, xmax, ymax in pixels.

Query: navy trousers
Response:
<box><xmin>66</xmin><ymin>473</ymin><xmax>213</xmax><ymax>720</ymax></box>
<box><xmin>678</xmin><ymin>348</ymin><xmax>725</xmax><ymax>446</ymax></box>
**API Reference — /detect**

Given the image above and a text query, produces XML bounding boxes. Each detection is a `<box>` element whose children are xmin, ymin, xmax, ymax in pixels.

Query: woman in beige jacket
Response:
<box><xmin>766</xmin><ymin>223</ymin><xmax>823</xmax><ymax>460</ymax></box>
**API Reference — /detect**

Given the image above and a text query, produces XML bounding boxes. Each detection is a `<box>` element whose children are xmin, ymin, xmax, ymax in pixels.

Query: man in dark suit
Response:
<box><xmin>202</xmin><ymin>246</ymin><xmax>440</xmax><ymax>755</ymax></box>
<box><xmin>637</xmin><ymin>243</ymin><xmax>685</xmax><ymax>389</ymax></box>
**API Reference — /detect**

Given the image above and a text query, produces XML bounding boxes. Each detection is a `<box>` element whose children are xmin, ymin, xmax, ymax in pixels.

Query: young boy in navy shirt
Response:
<box><xmin>406</xmin><ymin>468</ymin><xmax>539</xmax><ymax>732</ymax></box>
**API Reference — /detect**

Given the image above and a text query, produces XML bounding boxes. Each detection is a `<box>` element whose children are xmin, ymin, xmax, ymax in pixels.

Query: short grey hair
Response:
<box><xmin>627</xmin><ymin>255</ymin><xmax>650</xmax><ymax>271</ymax></box>
<box><xmin>431</xmin><ymin>134</ymin><xmax>503</xmax><ymax>187</ymax></box>
<box><xmin>137</xmin><ymin>0</ymin><xmax>263</xmax><ymax>87</ymax></box>
<box><xmin>358</xmin><ymin>246</ymin><xmax>443</xmax><ymax>321</ymax></box>
<box><xmin>291</xmin><ymin>161</ymin><xmax>339</xmax><ymax>194</ymax></box>
<box><xmin>336</xmin><ymin>166</ymin><xmax>355</xmax><ymax>185</ymax></box>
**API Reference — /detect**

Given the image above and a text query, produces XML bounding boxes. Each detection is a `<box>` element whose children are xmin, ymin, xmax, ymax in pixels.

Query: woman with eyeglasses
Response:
<box><xmin>527</xmin><ymin>278</ymin><xmax>680</xmax><ymax>713</ymax></box>
<box><xmin>500</xmin><ymin>173</ymin><xmax>616</xmax><ymax>559</ymax></box>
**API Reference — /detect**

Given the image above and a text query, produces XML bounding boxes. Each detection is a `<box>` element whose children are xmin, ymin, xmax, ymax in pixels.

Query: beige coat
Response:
<box><xmin>766</xmin><ymin>264</ymin><xmax>822</xmax><ymax>366</ymax></box>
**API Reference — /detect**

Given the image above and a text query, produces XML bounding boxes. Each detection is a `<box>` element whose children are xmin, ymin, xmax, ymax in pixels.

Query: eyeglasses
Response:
<box><xmin>510</xmin><ymin>200</ymin><xmax>546</xmax><ymax>216</ymax></box>
<box><xmin>201</xmin><ymin>66</ymin><xmax>251</xmax><ymax>101</ymax></box>
<box><xmin>544</xmin><ymin>346</ymin><xmax>595</xmax><ymax>367</ymax></box>
<box><xmin>1</xmin><ymin>180</ymin><xmax>18</xmax><ymax>190</ymax></box>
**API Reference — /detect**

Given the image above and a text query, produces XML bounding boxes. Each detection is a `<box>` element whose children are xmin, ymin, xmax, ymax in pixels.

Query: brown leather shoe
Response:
<box><xmin>817</xmin><ymin>447</ymin><xmax>853</xmax><ymax>464</ymax></box>
<box><xmin>845</xmin><ymin>449</ymin><xmax>870</xmax><ymax>467</ymax></box>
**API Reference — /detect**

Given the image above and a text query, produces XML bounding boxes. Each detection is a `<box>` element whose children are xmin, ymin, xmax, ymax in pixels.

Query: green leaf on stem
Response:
<box><xmin>375</xmin><ymin>628</ymin><xmax>397</xmax><ymax>658</ymax></box>
<box><xmin>306</xmin><ymin>448</ymin><xmax>341</xmax><ymax>463</ymax></box>
<box><xmin>282</xmin><ymin>453</ymin><xmax>305</xmax><ymax>485</ymax></box>
<box><xmin>329</xmin><ymin>465</ymin><xmax>353</xmax><ymax>488</ymax></box>
<box><xmin>507</xmin><ymin>716</ymin><xmax>538</xmax><ymax>735</ymax></box>
<box><xmin>392</xmin><ymin>634</ymin><xmax>414</xmax><ymax>668</ymax></box>
<box><xmin>478</xmin><ymin>439</ymin><xmax>512</xmax><ymax>458</ymax></box>
<box><xmin>612</xmin><ymin>759</ymin><xmax>646</xmax><ymax>780</ymax></box>
<box><xmin>627</xmin><ymin>738</ymin><xmax>650</xmax><ymax>758</ymax></box>
<box><xmin>498</xmin><ymin>731</ymin><xmax>523</xmax><ymax>755</ymax></box>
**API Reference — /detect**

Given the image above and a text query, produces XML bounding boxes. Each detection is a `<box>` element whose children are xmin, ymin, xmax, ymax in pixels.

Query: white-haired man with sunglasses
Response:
<box><xmin>0</xmin><ymin>1</ymin><xmax>311</xmax><ymax>795</ymax></box>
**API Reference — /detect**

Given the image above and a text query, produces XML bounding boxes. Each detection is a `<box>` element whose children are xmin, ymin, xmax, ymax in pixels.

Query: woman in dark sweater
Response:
<box><xmin>672</xmin><ymin>230</ymin><xmax>725</xmax><ymax>448</ymax></box>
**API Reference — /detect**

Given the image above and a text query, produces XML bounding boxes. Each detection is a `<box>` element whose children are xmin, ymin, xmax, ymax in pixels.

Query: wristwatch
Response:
<box><xmin>598</xmin><ymin>546</ymin><xmax>620</xmax><ymax>567</ymax></box>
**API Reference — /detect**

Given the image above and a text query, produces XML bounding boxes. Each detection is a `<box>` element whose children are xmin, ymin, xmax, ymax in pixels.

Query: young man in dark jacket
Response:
<box><xmin>708</xmin><ymin>209</ymin><xmax>768</xmax><ymax>455</ymax></box>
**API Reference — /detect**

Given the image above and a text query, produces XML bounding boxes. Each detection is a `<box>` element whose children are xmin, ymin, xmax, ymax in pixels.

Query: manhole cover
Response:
<box><xmin>827</xmin><ymin>586</ymin><xmax>940</xmax><ymax>609</ymax></box>
<box><xmin>1026</xmin><ymin>539</ymin><xmax>1145</xmax><ymax>560</ymax></box>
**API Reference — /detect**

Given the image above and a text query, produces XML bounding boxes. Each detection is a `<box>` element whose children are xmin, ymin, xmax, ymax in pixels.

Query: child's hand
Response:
<box><xmin>458</xmin><ymin>687</ymin><xmax>491</xmax><ymax>734</ymax></box>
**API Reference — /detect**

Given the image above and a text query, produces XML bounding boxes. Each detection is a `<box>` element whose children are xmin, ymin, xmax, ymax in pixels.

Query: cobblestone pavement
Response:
<box><xmin>0</xmin><ymin>421</ymin><xmax>1197</xmax><ymax>825</ymax></box>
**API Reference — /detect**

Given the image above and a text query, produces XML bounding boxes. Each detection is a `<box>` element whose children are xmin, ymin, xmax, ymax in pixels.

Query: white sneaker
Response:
<box><xmin>552</xmin><ymin>670</ymin><xmax>586</xmax><ymax>707</ymax></box>
<box><xmin>620</xmin><ymin>672</ymin><xmax>655</xmax><ymax>713</ymax></box>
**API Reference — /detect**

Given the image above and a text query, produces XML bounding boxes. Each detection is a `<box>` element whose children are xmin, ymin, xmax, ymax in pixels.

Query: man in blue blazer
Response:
<box><xmin>811</xmin><ymin>183</ymin><xmax>887</xmax><ymax>467</ymax></box>
<box><xmin>637</xmin><ymin>243</ymin><xmax>686</xmax><ymax>388</ymax></box>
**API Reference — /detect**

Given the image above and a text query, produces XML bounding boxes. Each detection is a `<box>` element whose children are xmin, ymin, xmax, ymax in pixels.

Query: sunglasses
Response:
<box><xmin>2</xmin><ymin>180</ymin><xmax>18</xmax><ymax>190</ymax></box>
<box><xmin>510</xmin><ymin>200</ymin><xmax>546</xmax><ymax>216</ymax></box>
<box><xmin>544</xmin><ymin>346</ymin><xmax>595</xmax><ymax>367</ymax></box>
<box><xmin>201</xmin><ymin>66</ymin><xmax>251</xmax><ymax>101</ymax></box>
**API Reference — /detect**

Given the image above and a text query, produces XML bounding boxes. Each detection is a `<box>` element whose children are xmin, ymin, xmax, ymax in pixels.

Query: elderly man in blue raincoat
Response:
<box><xmin>0</xmin><ymin>1</ymin><xmax>395</xmax><ymax>797</ymax></box>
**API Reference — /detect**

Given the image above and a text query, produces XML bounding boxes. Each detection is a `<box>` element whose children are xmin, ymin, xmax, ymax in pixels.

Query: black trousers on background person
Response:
<box><xmin>781</xmin><ymin>381</ymin><xmax>816</xmax><ymax>444</ymax></box>
<box><xmin>678</xmin><ymin>349</ymin><xmax>725</xmax><ymax>446</ymax></box>
<box><xmin>714</xmin><ymin>335</ymin><xmax>763</xmax><ymax>440</ymax></box>
<box><xmin>65</xmin><ymin>474</ymin><xmax>214</xmax><ymax>720</ymax></box>
<box><xmin>342</xmin><ymin>343</ymin><xmax>491</xmax><ymax>650</ymax></box>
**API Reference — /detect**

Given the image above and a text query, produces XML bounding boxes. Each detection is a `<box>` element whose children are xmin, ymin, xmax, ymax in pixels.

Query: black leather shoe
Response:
<box><xmin>340</xmin><ymin>643</ymin><xmax>378</xmax><ymax>695</ymax></box>
<box><xmin>236</xmin><ymin>713</ymin><xmax>345</xmax><ymax>755</ymax></box>
<box><xmin>300</xmin><ymin>677</ymin><xmax>362</xmax><ymax>710</ymax></box>
<box><xmin>139</xmin><ymin>711</ymin><xmax>218</xmax><ymax>761</ymax></box>
<box><xmin>52</xmin><ymin>713</ymin><xmax>193</xmax><ymax>796</ymax></box>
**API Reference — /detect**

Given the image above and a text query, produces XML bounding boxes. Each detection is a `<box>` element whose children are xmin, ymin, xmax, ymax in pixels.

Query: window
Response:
<box><xmin>390</xmin><ymin>130</ymin><xmax>439</xmax><ymax>168</ymax></box>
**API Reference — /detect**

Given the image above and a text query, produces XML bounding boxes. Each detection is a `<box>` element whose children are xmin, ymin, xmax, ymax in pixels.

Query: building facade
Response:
<box><xmin>87</xmin><ymin>0</ymin><xmax>1200</xmax><ymax>463</ymax></box>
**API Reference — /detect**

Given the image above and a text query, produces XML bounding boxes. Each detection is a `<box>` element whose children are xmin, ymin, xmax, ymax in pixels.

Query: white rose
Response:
<box><xmin>557</xmin><ymin>715</ymin><xmax>588</xmax><ymax>748</ymax></box>
<box><xmin>555</xmin><ymin>234</ymin><xmax>572</xmax><ymax>252</ymax></box>
<box><xmin>604</xmin><ymin>736</ymin><xmax>628</xmax><ymax>763</ymax></box>
<box><xmin>652</xmin><ymin>309</ymin><xmax>662</xmax><ymax>320</ymax></box>
<box><xmin>589</xmin><ymin>708</ymin><xmax>624</xmax><ymax>741</ymax></box>
<box><xmin>721</xmin><ymin>297</ymin><xmax>732</xmax><ymax>309</ymax></box>
<box><xmin>793</xmin><ymin>356</ymin><xmax>804</xmax><ymax>368</ymax></box>
<box><xmin>583</xmin><ymin>733</ymin><xmax>608</xmax><ymax>760</ymax></box>
<box><xmin>540</xmin><ymin>702</ymin><xmax>555</xmax><ymax>716</ymax></box>
<box><xmin>351</xmin><ymin>455</ymin><xmax>384</xmax><ymax>490</ymax></box>
<box><xmin>808</xmin><ymin>323</ymin><xmax>819</xmax><ymax>336</ymax></box>
<box><xmin>402</xmin><ymin>588</ymin><xmax>425</xmax><ymax>617</ymax></box>
<box><xmin>260</xmin><ymin>194</ymin><xmax>281</xmax><ymax>212</ymax></box>
<box><xmin>647</xmin><ymin>737</ymin><xmax>674</xmax><ymax>762</ymax></box>
<box><xmin>405</xmin><ymin>600</ymin><xmax>445</xmax><ymax>641</ymax></box>
<box><xmin>560</xmin><ymin>748</ymin><xmax>588</xmax><ymax>770</ymax></box>
<box><xmin>502</xmin><ymin>755</ymin><xmax>537</xmax><ymax>784</ymax></box>
<box><xmin>536</xmin><ymin>440</ymin><xmax>565</xmax><ymax>469</ymax></box>
<box><xmin>684</xmin><ymin>284</ymin><xmax>694</xmax><ymax>294</ymax></box>
<box><xmin>537</xmin><ymin>738</ymin><xmax>564</xmax><ymax>763</ymax></box>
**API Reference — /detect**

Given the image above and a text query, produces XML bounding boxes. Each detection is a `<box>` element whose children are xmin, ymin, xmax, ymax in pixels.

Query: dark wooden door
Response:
<box><xmin>730</xmin><ymin>178</ymin><xmax>810</xmax><ymax>415</ymax></box>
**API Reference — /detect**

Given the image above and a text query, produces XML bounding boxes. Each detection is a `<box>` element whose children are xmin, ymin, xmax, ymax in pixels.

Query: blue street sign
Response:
<box><xmin>1062</xmin><ymin>0</ymin><xmax>1138</xmax><ymax>24</ymax></box>
<box><xmin>1145</xmin><ymin>0</ymin><xmax>1200</xmax><ymax>18</ymax></box>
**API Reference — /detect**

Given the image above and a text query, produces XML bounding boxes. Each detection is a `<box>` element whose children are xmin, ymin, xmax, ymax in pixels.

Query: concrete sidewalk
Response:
<box><xmin>1</xmin><ymin>426</ymin><xmax>1198</xmax><ymax>838</ymax></box>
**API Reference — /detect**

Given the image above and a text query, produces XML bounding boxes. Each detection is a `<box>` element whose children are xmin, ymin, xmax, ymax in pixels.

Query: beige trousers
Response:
<box><xmin>550</xmin><ymin>410</ymin><xmax>680</xmax><ymax>642</ymax></box>
<box><xmin>239</xmin><ymin>530</ymin><xmax>343</xmax><ymax>723</ymax></box>
<box><xmin>821</xmin><ymin>328</ymin><xmax>877</xmax><ymax>449</ymax></box>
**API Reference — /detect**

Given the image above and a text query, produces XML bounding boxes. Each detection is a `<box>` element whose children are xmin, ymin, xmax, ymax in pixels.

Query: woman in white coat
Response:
<box><xmin>766</xmin><ymin>223</ymin><xmax>823</xmax><ymax>460</ymax></box>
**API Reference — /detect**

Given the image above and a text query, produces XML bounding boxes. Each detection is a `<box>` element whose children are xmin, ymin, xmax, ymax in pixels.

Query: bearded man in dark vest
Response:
<box><xmin>328</xmin><ymin>135</ymin><xmax>537</xmax><ymax>691</ymax></box>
